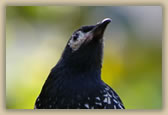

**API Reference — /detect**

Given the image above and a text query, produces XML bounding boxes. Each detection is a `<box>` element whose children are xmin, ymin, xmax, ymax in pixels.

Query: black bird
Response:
<box><xmin>34</xmin><ymin>18</ymin><xmax>125</xmax><ymax>109</ymax></box>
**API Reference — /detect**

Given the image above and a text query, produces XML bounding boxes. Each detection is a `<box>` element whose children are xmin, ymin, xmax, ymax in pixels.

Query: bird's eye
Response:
<box><xmin>73</xmin><ymin>33</ymin><xmax>79</xmax><ymax>41</ymax></box>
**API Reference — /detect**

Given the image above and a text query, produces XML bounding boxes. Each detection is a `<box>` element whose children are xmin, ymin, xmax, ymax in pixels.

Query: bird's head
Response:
<box><xmin>60</xmin><ymin>18</ymin><xmax>112</xmax><ymax>70</ymax></box>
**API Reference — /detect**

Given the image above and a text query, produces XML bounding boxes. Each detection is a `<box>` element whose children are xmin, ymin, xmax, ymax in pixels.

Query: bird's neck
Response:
<box><xmin>64</xmin><ymin>56</ymin><xmax>102</xmax><ymax>72</ymax></box>
<box><xmin>57</xmin><ymin>40</ymin><xmax>104</xmax><ymax>80</ymax></box>
<box><xmin>68</xmin><ymin>66</ymin><xmax>102</xmax><ymax>80</ymax></box>
<box><xmin>55</xmin><ymin>58</ymin><xmax>102</xmax><ymax>80</ymax></box>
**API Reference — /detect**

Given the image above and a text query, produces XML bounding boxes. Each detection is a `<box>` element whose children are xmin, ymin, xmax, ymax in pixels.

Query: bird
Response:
<box><xmin>34</xmin><ymin>18</ymin><xmax>125</xmax><ymax>109</ymax></box>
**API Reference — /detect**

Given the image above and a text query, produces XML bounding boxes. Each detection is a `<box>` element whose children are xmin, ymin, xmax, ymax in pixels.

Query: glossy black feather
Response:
<box><xmin>35</xmin><ymin>19</ymin><xmax>125</xmax><ymax>109</ymax></box>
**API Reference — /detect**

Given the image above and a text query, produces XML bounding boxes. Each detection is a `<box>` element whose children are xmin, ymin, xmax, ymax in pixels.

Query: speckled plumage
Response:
<box><xmin>35</xmin><ymin>18</ymin><xmax>125</xmax><ymax>109</ymax></box>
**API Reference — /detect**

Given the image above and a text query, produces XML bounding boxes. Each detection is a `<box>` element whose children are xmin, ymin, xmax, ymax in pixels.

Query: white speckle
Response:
<box><xmin>37</xmin><ymin>98</ymin><xmax>40</xmax><ymax>102</ymax></box>
<box><xmin>49</xmin><ymin>105</ymin><xmax>52</xmax><ymax>108</ymax></box>
<box><xmin>96</xmin><ymin>97</ymin><xmax>101</xmax><ymax>101</ymax></box>
<box><xmin>78</xmin><ymin>103</ymin><xmax>81</xmax><ymax>106</ymax></box>
<box><xmin>118</xmin><ymin>104</ymin><xmax>124</xmax><ymax>109</ymax></box>
<box><xmin>103</xmin><ymin>98</ymin><xmax>108</xmax><ymax>103</ymax></box>
<box><xmin>103</xmin><ymin>94</ymin><xmax>108</xmax><ymax>97</ymax></box>
<box><xmin>91</xmin><ymin>106</ymin><xmax>94</xmax><ymax>109</ymax></box>
<box><xmin>107</xmin><ymin>97</ymin><xmax>111</xmax><ymax>104</ymax></box>
<box><xmin>107</xmin><ymin>92</ymin><xmax>111</xmax><ymax>97</ymax></box>
<box><xmin>84</xmin><ymin>104</ymin><xmax>89</xmax><ymax>108</ymax></box>
<box><xmin>95</xmin><ymin>102</ymin><xmax>102</xmax><ymax>106</ymax></box>
<box><xmin>105</xmin><ymin>87</ymin><xmax>110</xmax><ymax>90</ymax></box>
<box><xmin>113</xmin><ymin>99</ymin><xmax>118</xmax><ymax>104</ymax></box>
<box><xmin>114</xmin><ymin>105</ymin><xmax>116</xmax><ymax>109</ymax></box>
<box><xmin>111</xmin><ymin>91</ymin><xmax>117</xmax><ymax>98</ymax></box>
<box><xmin>88</xmin><ymin>97</ymin><xmax>90</xmax><ymax>100</ymax></box>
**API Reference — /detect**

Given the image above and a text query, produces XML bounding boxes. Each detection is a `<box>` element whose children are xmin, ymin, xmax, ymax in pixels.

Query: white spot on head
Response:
<box><xmin>68</xmin><ymin>31</ymin><xmax>93</xmax><ymax>52</ymax></box>
<box><xmin>84</xmin><ymin>104</ymin><xmax>89</xmax><ymax>108</ymax></box>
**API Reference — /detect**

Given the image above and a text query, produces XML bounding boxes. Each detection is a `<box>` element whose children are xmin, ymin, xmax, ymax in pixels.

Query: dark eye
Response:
<box><xmin>73</xmin><ymin>33</ymin><xmax>79</xmax><ymax>41</ymax></box>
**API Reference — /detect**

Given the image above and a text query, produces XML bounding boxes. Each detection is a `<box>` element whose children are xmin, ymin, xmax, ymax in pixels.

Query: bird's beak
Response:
<box><xmin>90</xmin><ymin>18</ymin><xmax>112</xmax><ymax>39</ymax></box>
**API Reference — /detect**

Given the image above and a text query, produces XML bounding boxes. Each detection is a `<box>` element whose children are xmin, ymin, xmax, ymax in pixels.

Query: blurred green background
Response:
<box><xmin>6</xmin><ymin>6</ymin><xmax>162</xmax><ymax>109</ymax></box>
